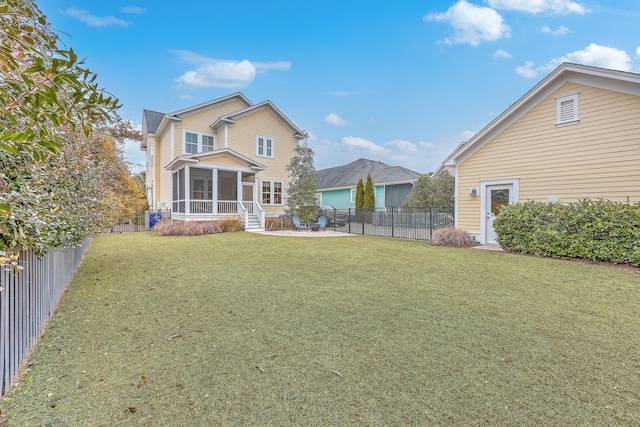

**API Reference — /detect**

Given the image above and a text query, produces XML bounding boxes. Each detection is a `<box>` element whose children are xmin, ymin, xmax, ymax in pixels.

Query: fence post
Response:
<box><xmin>391</xmin><ymin>207</ymin><xmax>395</xmax><ymax>237</ymax></box>
<box><xmin>429</xmin><ymin>206</ymin><xmax>433</xmax><ymax>241</ymax></box>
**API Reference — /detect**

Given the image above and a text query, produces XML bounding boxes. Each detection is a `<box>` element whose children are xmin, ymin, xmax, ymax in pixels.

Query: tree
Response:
<box><xmin>0</xmin><ymin>0</ymin><xmax>123</xmax><ymax>259</ymax></box>
<box><xmin>364</xmin><ymin>173</ymin><xmax>375</xmax><ymax>223</ymax></box>
<box><xmin>403</xmin><ymin>170</ymin><xmax>455</xmax><ymax>209</ymax></box>
<box><xmin>284</xmin><ymin>140</ymin><xmax>318</xmax><ymax>226</ymax></box>
<box><xmin>355</xmin><ymin>178</ymin><xmax>364</xmax><ymax>222</ymax></box>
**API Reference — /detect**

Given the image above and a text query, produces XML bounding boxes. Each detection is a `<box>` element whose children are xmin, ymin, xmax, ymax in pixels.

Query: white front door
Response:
<box><xmin>485</xmin><ymin>185</ymin><xmax>512</xmax><ymax>244</ymax></box>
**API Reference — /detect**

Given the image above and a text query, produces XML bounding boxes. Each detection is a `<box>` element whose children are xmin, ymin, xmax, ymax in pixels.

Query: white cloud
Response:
<box><xmin>325</xmin><ymin>113</ymin><xmax>349</xmax><ymax>126</ymax></box>
<box><xmin>515</xmin><ymin>61</ymin><xmax>540</xmax><ymax>78</ymax></box>
<box><xmin>386</xmin><ymin>139</ymin><xmax>418</xmax><ymax>153</ymax></box>
<box><xmin>425</xmin><ymin>0</ymin><xmax>511</xmax><ymax>46</ymax></box>
<box><xmin>541</xmin><ymin>25</ymin><xmax>570</xmax><ymax>35</ymax></box>
<box><xmin>516</xmin><ymin>44</ymin><xmax>633</xmax><ymax>78</ymax></box>
<box><xmin>419</xmin><ymin>141</ymin><xmax>436</xmax><ymax>149</ymax></box>
<box><xmin>120</xmin><ymin>6</ymin><xmax>147</xmax><ymax>14</ymax></box>
<box><xmin>636</xmin><ymin>46</ymin><xmax>640</xmax><ymax>58</ymax></box>
<box><xmin>61</xmin><ymin>7</ymin><xmax>131</xmax><ymax>27</ymax></box>
<box><xmin>487</xmin><ymin>0</ymin><xmax>587</xmax><ymax>14</ymax></box>
<box><xmin>494</xmin><ymin>49</ymin><xmax>512</xmax><ymax>59</ymax></box>
<box><xmin>460</xmin><ymin>130</ymin><xmax>477</xmax><ymax>141</ymax></box>
<box><xmin>252</xmin><ymin>61</ymin><xmax>292</xmax><ymax>72</ymax></box>
<box><xmin>172</xmin><ymin>50</ymin><xmax>290</xmax><ymax>89</ymax></box>
<box><xmin>342</xmin><ymin>136</ymin><xmax>386</xmax><ymax>153</ymax></box>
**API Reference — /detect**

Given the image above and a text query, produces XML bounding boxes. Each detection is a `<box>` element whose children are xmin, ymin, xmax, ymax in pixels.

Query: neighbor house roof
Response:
<box><xmin>441</xmin><ymin>62</ymin><xmax>640</xmax><ymax>169</ymax></box>
<box><xmin>317</xmin><ymin>158</ymin><xmax>422</xmax><ymax>190</ymax></box>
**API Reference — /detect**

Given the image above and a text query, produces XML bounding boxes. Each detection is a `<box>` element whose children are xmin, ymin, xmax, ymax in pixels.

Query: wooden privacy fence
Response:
<box><xmin>0</xmin><ymin>239</ymin><xmax>91</xmax><ymax>396</ymax></box>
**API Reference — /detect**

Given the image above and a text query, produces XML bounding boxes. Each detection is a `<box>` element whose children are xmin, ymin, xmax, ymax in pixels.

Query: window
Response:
<box><xmin>350</xmin><ymin>188</ymin><xmax>356</xmax><ymax>203</ymax></box>
<box><xmin>183</xmin><ymin>130</ymin><xmax>216</xmax><ymax>154</ymax></box>
<box><xmin>261</xmin><ymin>179</ymin><xmax>283</xmax><ymax>205</ymax></box>
<box><xmin>556</xmin><ymin>94</ymin><xmax>579</xmax><ymax>126</ymax></box>
<box><xmin>257</xmin><ymin>135</ymin><xmax>274</xmax><ymax>158</ymax></box>
<box><xmin>315</xmin><ymin>193</ymin><xmax>322</xmax><ymax>205</ymax></box>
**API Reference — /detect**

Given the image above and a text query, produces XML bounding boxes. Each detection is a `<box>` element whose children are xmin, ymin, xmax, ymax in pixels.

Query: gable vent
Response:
<box><xmin>556</xmin><ymin>93</ymin><xmax>579</xmax><ymax>125</ymax></box>
<box><xmin>559</xmin><ymin>99</ymin><xmax>574</xmax><ymax>121</ymax></box>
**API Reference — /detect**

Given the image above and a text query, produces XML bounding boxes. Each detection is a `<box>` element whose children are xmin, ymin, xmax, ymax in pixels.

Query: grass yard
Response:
<box><xmin>1</xmin><ymin>232</ymin><xmax>639</xmax><ymax>426</ymax></box>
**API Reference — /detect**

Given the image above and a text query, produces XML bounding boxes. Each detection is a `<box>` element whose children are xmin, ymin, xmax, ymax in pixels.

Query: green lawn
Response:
<box><xmin>1</xmin><ymin>232</ymin><xmax>639</xmax><ymax>426</ymax></box>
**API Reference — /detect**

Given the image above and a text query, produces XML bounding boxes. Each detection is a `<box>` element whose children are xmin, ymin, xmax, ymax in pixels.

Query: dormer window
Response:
<box><xmin>556</xmin><ymin>94</ymin><xmax>579</xmax><ymax>126</ymax></box>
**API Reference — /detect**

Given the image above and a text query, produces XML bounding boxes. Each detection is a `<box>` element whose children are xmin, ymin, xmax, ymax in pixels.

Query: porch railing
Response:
<box><xmin>239</xmin><ymin>201</ymin><xmax>265</xmax><ymax>229</ymax></box>
<box><xmin>190</xmin><ymin>200</ymin><xmax>213</xmax><ymax>214</ymax></box>
<box><xmin>218</xmin><ymin>200</ymin><xmax>238</xmax><ymax>214</ymax></box>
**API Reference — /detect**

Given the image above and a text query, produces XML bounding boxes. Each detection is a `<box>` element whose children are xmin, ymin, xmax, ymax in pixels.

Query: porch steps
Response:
<box><xmin>244</xmin><ymin>214</ymin><xmax>264</xmax><ymax>231</ymax></box>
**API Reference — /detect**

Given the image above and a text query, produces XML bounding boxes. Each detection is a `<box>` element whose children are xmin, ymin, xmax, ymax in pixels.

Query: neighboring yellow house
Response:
<box><xmin>140</xmin><ymin>92</ymin><xmax>307</xmax><ymax>230</ymax></box>
<box><xmin>440</xmin><ymin>63</ymin><xmax>640</xmax><ymax>245</ymax></box>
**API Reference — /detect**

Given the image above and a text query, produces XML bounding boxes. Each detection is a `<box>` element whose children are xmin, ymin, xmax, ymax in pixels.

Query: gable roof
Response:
<box><xmin>442</xmin><ymin>62</ymin><xmax>640</xmax><ymax>169</ymax></box>
<box><xmin>210</xmin><ymin>100</ymin><xmax>308</xmax><ymax>139</ymax></box>
<box><xmin>317</xmin><ymin>158</ymin><xmax>422</xmax><ymax>189</ymax></box>
<box><xmin>140</xmin><ymin>92</ymin><xmax>307</xmax><ymax>144</ymax></box>
<box><xmin>164</xmin><ymin>148</ymin><xmax>266</xmax><ymax>171</ymax></box>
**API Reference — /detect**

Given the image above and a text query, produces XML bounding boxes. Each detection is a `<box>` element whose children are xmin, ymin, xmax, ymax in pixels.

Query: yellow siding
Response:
<box><xmin>200</xmin><ymin>156</ymin><xmax>245</xmax><ymax>167</ymax></box>
<box><xmin>227</xmin><ymin>108</ymin><xmax>298</xmax><ymax>212</ymax></box>
<box><xmin>458</xmin><ymin>82</ymin><xmax>640</xmax><ymax>234</ymax></box>
<box><xmin>159</xmin><ymin>131</ymin><xmax>173</xmax><ymax>209</ymax></box>
<box><xmin>173</xmin><ymin>99</ymin><xmax>247</xmax><ymax>156</ymax></box>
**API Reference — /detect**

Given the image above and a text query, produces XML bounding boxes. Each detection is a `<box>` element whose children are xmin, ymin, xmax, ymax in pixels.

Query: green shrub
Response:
<box><xmin>493</xmin><ymin>199</ymin><xmax>640</xmax><ymax>266</ymax></box>
<box><xmin>432</xmin><ymin>227</ymin><xmax>475</xmax><ymax>247</ymax></box>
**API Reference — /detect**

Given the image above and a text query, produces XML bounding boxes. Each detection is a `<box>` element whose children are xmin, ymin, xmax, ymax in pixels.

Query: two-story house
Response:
<box><xmin>141</xmin><ymin>93</ymin><xmax>307</xmax><ymax>230</ymax></box>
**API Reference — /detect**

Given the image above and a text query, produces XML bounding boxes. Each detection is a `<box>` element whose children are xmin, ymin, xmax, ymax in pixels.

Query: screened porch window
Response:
<box><xmin>172</xmin><ymin>168</ymin><xmax>186</xmax><ymax>213</ymax></box>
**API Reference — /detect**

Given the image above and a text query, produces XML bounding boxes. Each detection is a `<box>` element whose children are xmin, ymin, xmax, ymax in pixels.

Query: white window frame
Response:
<box><xmin>183</xmin><ymin>129</ymin><xmax>216</xmax><ymax>154</ymax></box>
<box><xmin>556</xmin><ymin>94</ymin><xmax>579</xmax><ymax>126</ymax></box>
<box><xmin>256</xmin><ymin>135</ymin><xmax>274</xmax><ymax>158</ymax></box>
<box><xmin>261</xmin><ymin>179</ymin><xmax>283</xmax><ymax>205</ymax></box>
<box><xmin>350</xmin><ymin>188</ymin><xmax>356</xmax><ymax>203</ymax></box>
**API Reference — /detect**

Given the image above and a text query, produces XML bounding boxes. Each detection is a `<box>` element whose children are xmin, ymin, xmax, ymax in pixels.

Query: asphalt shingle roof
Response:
<box><xmin>143</xmin><ymin>110</ymin><xmax>165</xmax><ymax>134</ymax></box>
<box><xmin>316</xmin><ymin>158</ymin><xmax>422</xmax><ymax>189</ymax></box>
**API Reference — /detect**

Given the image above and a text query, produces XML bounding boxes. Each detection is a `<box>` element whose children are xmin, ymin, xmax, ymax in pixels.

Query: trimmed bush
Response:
<box><xmin>493</xmin><ymin>199</ymin><xmax>640</xmax><ymax>266</ymax></box>
<box><xmin>154</xmin><ymin>219</ymin><xmax>241</xmax><ymax>236</ymax></box>
<box><xmin>433</xmin><ymin>227</ymin><xmax>475</xmax><ymax>247</ymax></box>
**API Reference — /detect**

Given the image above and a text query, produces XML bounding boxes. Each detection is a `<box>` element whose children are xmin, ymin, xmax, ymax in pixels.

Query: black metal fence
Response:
<box><xmin>328</xmin><ymin>207</ymin><xmax>455</xmax><ymax>241</ymax></box>
<box><xmin>104</xmin><ymin>210</ymin><xmax>171</xmax><ymax>233</ymax></box>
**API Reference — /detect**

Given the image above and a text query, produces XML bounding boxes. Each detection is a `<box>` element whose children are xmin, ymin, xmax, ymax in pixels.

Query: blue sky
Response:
<box><xmin>40</xmin><ymin>0</ymin><xmax>640</xmax><ymax>174</ymax></box>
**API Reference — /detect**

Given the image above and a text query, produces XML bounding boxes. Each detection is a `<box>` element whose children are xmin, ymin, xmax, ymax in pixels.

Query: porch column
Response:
<box><xmin>185</xmin><ymin>166</ymin><xmax>190</xmax><ymax>214</ymax></box>
<box><xmin>237</xmin><ymin>170</ymin><xmax>243</xmax><ymax>202</ymax></box>
<box><xmin>212</xmin><ymin>168</ymin><xmax>218</xmax><ymax>214</ymax></box>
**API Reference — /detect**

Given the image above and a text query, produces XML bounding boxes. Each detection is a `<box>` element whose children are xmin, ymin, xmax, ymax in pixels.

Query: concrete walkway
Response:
<box><xmin>248</xmin><ymin>229</ymin><xmax>355</xmax><ymax>237</ymax></box>
<box><xmin>471</xmin><ymin>244</ymin><xmax>504</xmax><ymax>251</ymax></box>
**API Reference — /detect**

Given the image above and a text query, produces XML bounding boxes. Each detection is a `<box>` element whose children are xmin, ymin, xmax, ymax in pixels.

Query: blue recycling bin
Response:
<box><xmin>149</xmin><ymin>212</ymin><xmax>163</xmax><ymax>228</ymax></box>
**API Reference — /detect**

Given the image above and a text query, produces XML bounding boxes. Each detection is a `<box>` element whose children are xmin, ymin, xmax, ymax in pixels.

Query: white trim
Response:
<box><xmin>256</xmin><ymin>135</ymin><xmax>274</xmax><ymax>158</ymax></box>
<box><xmin>182</xmin><ymin>128</ymin><xmax>217</xmax><ymax>154</ymax></box>
<box><xmin>170</xmin><ymin>123</ymin><xmax>175</xmax><ymax>159</ymax></box>
<box><xmin>224</xmin><ymin>125</ymin><xmax>229</xmax><ymax>148</ymax></box>
<box><xmin>479</xmin><ymin>179</ymin><xmax>519</xmax><ymax>245</ymax></box>
<box><xmin>260</xmin><ymin>178</ymin><xmax>284</xmax><ymax>205</ymax></box>
<box><xmin>556</xmin><ymin>93</ymin><xmax>579</xmax><ymax>126</ymax></box>
<box><xmin>453</xmin><ymin>167</ymin><xmax>459</xmax><ymax>229</ymax></box>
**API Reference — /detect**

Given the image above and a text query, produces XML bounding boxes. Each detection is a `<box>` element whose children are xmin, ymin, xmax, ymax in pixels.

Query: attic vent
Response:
<box><xmin>556</xmin><ymin>94</ymin><xmax>579</xmax><ymax>126</ymax></box>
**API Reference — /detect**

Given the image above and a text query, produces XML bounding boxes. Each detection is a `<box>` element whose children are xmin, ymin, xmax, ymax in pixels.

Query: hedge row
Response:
<box><xmin>493</xmin><ymin>199</ymin><xmax>640</xmax><ymax>266</ymax></box>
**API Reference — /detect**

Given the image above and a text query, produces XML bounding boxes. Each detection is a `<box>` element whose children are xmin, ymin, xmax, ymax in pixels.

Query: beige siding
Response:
<box><xmin>458</xmin><ymin>82</ymin><xmax>640</xmax><ymax>234</ymax></box>
<box><xmin>158</xmin><ymin>132</ymin><xmax>173</xmax><ymax>209</ymax></box>
<box><xmin>227</xmin><ymin>108</ymin><xmax>298</xmax><ymax>214</ymax></box>
<box><xmin>173</xmin><ymin>99</ymin><xmax>247</xmax><ymax>156</ymax></box>
<box><xmin>200</xmin><ymin>157</ymin><xmax>245</xmax><ymax>167</ymax></box>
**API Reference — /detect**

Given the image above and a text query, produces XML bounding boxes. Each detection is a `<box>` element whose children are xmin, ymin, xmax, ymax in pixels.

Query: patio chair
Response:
<box><xmin>317</xmin><ymin>215</ymin><xmax>327</xmax><ymax>231</ymax></box>
<box><xmin>292</xmin><ymin>215</ymin><xmax>307</xmax><ymax>231</ymax></box>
